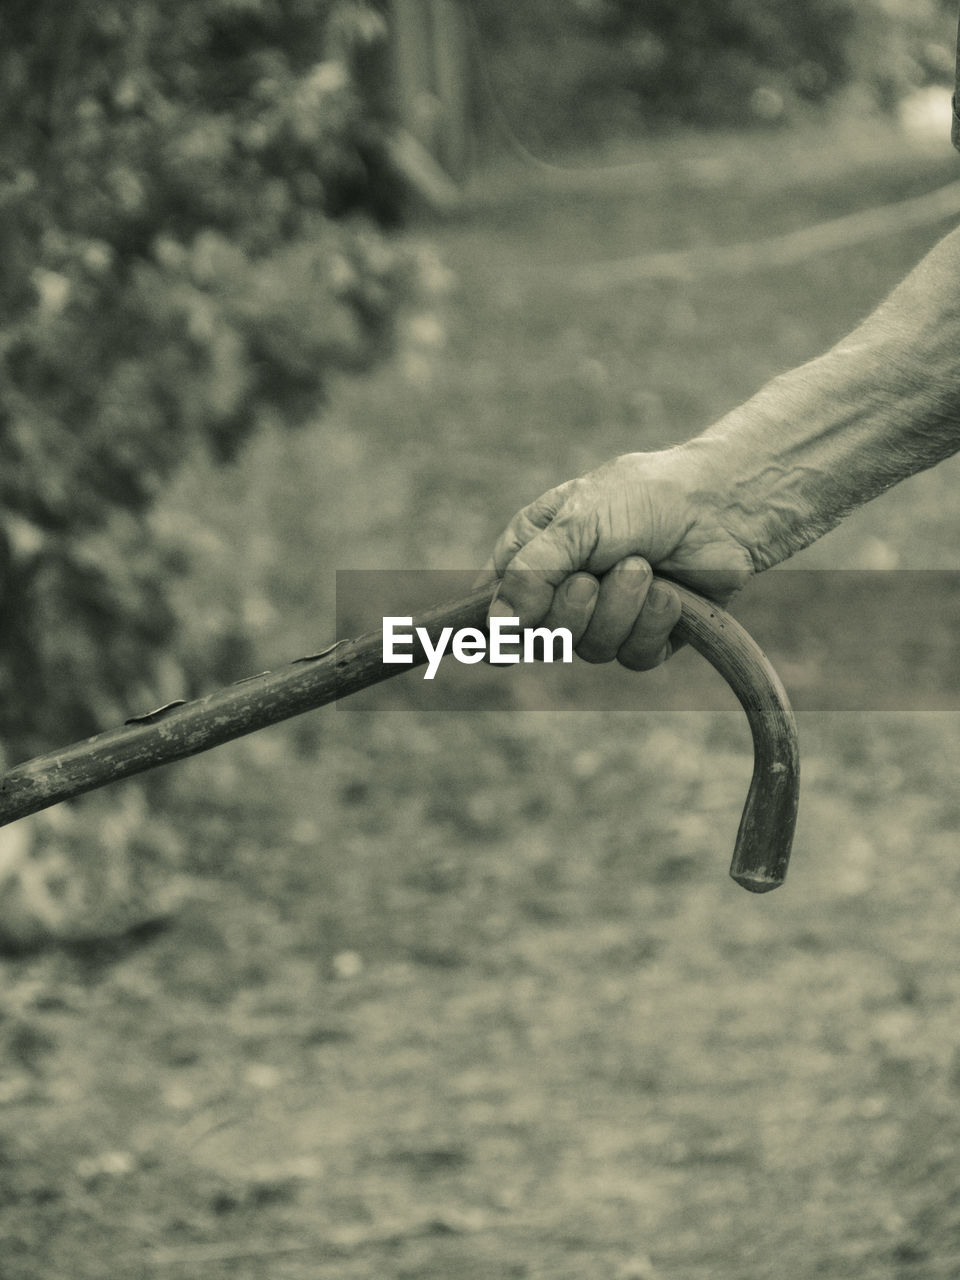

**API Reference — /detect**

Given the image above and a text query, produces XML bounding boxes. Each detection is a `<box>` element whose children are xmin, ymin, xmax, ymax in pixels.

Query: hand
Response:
<box><xmin>482</xmin><ymin>448</ymin><xmax>757</xmax><ymax>670</ymax></box>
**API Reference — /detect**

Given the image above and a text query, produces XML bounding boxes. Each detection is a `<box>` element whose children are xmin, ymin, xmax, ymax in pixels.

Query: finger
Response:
<box><xmin>491</xmin><ymin>485</ymin><xmax>572</xmax><ymax>576</ymax></box>
<box><xmin>617</xmin><ymin>579</ymin><xmax>682</xmax><ymax>672</ymax></box>
<box><xmin>539</xmin><ymin>573</ymin><xmax>600</xmax><ymax>647</ymax></box>
<box><xmin>575</xmin><ymin>556</ymin><xmax>653</xmax><ymax>664</ymax></box>
<box><xmin>491</xmin><ymin>518</ymin><xmax>584</xmax><ymax>628</ymax></box>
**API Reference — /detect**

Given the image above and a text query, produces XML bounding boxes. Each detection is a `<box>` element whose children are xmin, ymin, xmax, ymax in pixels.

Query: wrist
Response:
<box><xmin>674</xmin><ymin>424</ymin><xmax>816</xmax><ymax>572</ymax></box>
<box><xmin>654</xmin><ymin>429</ymin><xmax>807</xmax><ymax>574</ymax></box>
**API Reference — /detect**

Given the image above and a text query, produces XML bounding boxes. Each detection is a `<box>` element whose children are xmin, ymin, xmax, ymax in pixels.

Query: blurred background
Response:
<box><xmin>2</xmin><ymin>1</ymin><xmax>960</xmax><ymax>1276</ymax></box>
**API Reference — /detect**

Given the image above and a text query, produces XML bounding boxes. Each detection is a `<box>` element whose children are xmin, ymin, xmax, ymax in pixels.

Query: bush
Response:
<box><xmin>0</xmin><ymin>0</ymin><xmax>408</xmax><ymax>760</ymax></box>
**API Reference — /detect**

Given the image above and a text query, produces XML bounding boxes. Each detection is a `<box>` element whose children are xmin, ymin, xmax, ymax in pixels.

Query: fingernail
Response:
<box><xmin>568</xmin><ymin>576</ymin><xmax>598</xmax><ymax>604</ymax></box>
<box><xmin>647</xmin><ymin>583</ymin><xmax>672</xmax><ymax>611</ymax></box>
<box><xmin>616</xmin><ymin>556</ymin><xmax>650</xmax><ymax>575</ymax></box>
<box><xmin>488</xmin><ymin>598</ymin><xmax>515</xmax><ymax>620</ymax></box>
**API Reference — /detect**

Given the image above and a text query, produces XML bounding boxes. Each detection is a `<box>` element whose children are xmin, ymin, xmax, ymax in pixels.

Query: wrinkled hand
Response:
<box><xmin>482</xmin><ymin>449</ymin><xmax>756</xmax><ymax>670</ymax></box>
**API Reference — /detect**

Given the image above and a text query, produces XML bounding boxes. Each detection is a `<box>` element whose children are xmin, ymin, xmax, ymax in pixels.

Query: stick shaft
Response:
<box><xmin>0</xmin><ymin>589</ymin><xmax>492</xmax><ymax>829</ymax></box>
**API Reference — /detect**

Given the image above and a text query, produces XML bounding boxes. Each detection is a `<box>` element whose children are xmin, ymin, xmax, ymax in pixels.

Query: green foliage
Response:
<box><xmin>473</xmin><ymin>0</ymin><xmax>957</xmax><ymax>146</ymax></box>
<box><xmin>0</xmin><ymin>0</ymin><xmax>408</xmax><ymax>757</ymax></box>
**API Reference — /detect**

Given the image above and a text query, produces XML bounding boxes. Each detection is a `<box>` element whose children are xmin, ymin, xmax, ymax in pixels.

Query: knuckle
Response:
<box><xmin>532</xmin><ymin>483</ymin><xmax>570</xmax><ymax>520</ymax></box>
<box><xmin>493</xmin><ymin>523</ymin><xmax>524</xmax><ymax>571</ymax></box>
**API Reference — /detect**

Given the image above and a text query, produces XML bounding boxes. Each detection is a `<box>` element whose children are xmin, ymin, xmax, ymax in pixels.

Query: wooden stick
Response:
<box><xmin>0</xmin><ymin>582</ymin><xmax>799</xmax><ymax>892</ymax></box>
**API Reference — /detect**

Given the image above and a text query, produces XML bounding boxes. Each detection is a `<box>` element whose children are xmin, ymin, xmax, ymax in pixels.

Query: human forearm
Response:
<box><xmin>678</xmin><ymin>225</ymin><xmax>960</xmax><ymax>569</ymax></box>
<box><xmin>486</xmin><ymin>226</ymin><xmax>960</xmax><ymax>666</ymax></box>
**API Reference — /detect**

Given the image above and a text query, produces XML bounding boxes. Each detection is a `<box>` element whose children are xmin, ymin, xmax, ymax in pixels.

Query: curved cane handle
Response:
<box><xmin>668</xmin><ymin>581</ymin><xmax>799</xmax><ymax>892</ymax></box>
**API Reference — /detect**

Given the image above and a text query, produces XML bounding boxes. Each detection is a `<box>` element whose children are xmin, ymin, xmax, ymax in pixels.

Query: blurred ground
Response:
<box><xmin>4</xmin><ymin>115</ymin><xmax>960</xmax><ymax>1278</ymax></box>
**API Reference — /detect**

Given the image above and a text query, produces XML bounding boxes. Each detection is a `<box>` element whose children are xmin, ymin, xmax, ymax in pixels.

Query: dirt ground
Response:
<box><xmin>4</xmin><ymin>115</ymin><xmax>960</xmax><ymax>1279</ymax></box>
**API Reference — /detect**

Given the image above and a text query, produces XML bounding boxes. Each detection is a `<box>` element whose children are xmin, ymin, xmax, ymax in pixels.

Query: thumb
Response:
<box><xmin>490</xmin><ymin>522</ymin><xmax>581</xmax><ymax>627</ymax></box>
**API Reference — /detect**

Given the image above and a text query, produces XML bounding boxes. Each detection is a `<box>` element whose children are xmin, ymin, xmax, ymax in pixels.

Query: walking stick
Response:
<box><xmin>0</xmin><ymin>581</ymin><xmax>799</xmax><ymax>893</ymax></box>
